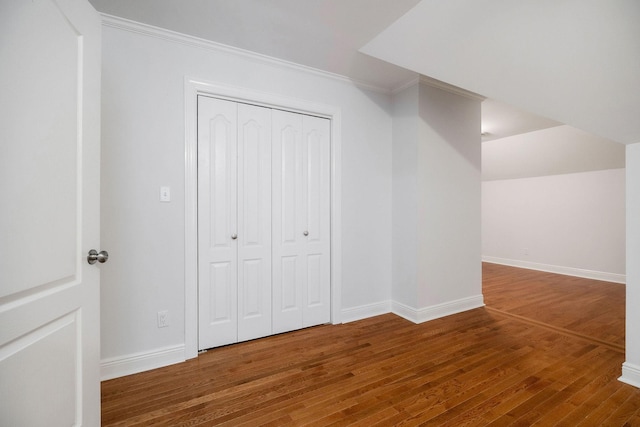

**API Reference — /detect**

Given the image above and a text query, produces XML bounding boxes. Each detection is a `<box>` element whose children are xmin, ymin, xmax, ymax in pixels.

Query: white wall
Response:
<box><xmin>416</xmin><ymin>83</ymin><xmax>483</xmax><ymax>310</ymax></box>
<box><xmin>391</xmin><ymin>81</ymin><xmax>483</xmax><ymax>321</ymax></box>
<box><xmin>621</xmin><ymin>143</ymin><xmax>640</xmax><ymax>387</ymax></box>
<box><xmin>391</xmin><ymin>84</ymin><xmax>419</xmax><ymax>306</ymax></box>
<box><xmin>100</xmin><ymin>20</ymin><xmax>393</xmax><ymax>372</ymax></box>
<box><xmin>482</xmin><ymin>169</ymin><xmax>626</xmax><ymax>281</ymax></box>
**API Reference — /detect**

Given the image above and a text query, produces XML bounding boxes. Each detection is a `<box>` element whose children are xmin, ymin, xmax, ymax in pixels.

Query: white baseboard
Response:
<box><xmin>619</xmin><ymin>362</ymin><xmax>640</xmax><ymax>389</ymax></box>
<box><xmin>391</xmin><ymin>295</ymin><xmax>485</xmax><ymax>324</ymax></box>
<box><xmin>342</xmin><ymin>295</ymin><xmax>485</xmax><ymax>325</ymax></box>
<box><xmin>100</xmin><ymin>296</ymin><xmax>484</xmax><ymax>379</ymax></box>
<box><xmin>101</xmin><ymin>344</ymin><xmax>185</xmax><ymax>381</ymax></box>
<box><xmin>482</xmin><ymin>256</ymin><xmax>626</xmax><ymax>284</ymax></box>
<box><xmin>341</xmin><ymin>301</ymin><xmax>392</xmax><ymax>323</ymax></box>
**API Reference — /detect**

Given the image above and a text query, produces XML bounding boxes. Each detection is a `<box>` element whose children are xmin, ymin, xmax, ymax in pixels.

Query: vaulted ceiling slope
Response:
<box><xmin>88</xmin><ymin>0</ymin><xmax>420</xmax><ymax>91</ymax></box>
<box><xmin>361</xmin><ymin>0</ymin><xmax>640</xmax><ymax>145</ymax></box>
<box><xmin>88</xmin><ymin>0</ymin><xmax>639</xmax><ymax>144</ymax></box>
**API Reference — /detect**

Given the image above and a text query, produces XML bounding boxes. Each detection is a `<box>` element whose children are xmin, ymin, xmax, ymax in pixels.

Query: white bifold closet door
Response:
<box><xmin>272</xmin><ymin>110</ymin><xmax>331</xmax><ymax>334</ymax></box>
<box><xmin>198</xmin><ymin>96</ymin><xmax>272</xmax><ymax>349</ymax></box>
<box><xmin>198</xmin><ymin>96</ymin><xmax>330</xmax><ymax>351</ymax></box>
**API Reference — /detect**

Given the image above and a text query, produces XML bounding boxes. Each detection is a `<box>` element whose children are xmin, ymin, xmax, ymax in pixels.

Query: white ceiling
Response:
<box><xmin>481</xmin><ymin>99</ymin><xmax>560</xmax><ymax>142</ymax></box>
<box><xmin>362</xmin><ymin>0</ymin><xmax>640</xmax><ymax>145</ymax></box>
<box><xmin>88</xmin><ymin>0</ymin><xmax>633</xmax><ymax>143</ymax></box>
<box><xmin>482</xmin><ymin>125</ymin><xmax>625</xmax><ymax>181</ymax></box>
<box><xmin>88</xmin><ymin>0</ymin><xmax>420</xmax><ymax>91</ymax></box>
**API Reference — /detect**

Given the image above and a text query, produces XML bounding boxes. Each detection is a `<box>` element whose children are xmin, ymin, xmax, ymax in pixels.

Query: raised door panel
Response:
<box><xmin>302</xmin><ymin>115</ymin><xmax>331</xmax><ymax>327</ymax></box>
<box><xmin>198</xmin><ymin>96</ymin><xmax>238</xmax><ymax>349</ymax></box>
<box><xmin>272</xmin><ymin>110</ymin><xmax>305</xmax><ymax>334</ymax></box>
<box><xmin>281</xmin><ymin>125</ymin><xmax>300</xmax><ymax>244</ymax></box>
<box><xmin>237</xmin><ymin>103</ymin><xmax>272</xmax><ymax>342</ymax></box>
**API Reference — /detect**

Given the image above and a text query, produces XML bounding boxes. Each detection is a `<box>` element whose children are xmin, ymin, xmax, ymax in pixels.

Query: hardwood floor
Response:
<box><xmin>101</xmin><ymin>263</ymin><xmax>640</xmax><ymax>426</ymax></box>
<box><xmin>482</xmin><ymin>263</ymin><xmax>625</xmax><ymax>350</ymax></box>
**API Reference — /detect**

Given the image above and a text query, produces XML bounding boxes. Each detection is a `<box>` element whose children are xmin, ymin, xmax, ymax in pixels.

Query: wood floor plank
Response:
<box><xmin>601</xmin><ymin>390</ymin><xmax>640</xmax><ymax>425</ymax></box>
<box><xmin>482</xmin><ymin>263</ymin><xmax>625</xmax><ymax>347</ymax></box>
<box><xmin>101</xmin><ymin>263</ymin><xmax>637</xmax><ymax>426</ymax></box>
<box><xmin>453</xmin><ymin>342</ymin><xmax>612</xmax><ymax>426</ymax></box>
<box><xmin>577</xmin><ymin>386</ymin><xmax>637</xmax><ymax>427</ymax></box>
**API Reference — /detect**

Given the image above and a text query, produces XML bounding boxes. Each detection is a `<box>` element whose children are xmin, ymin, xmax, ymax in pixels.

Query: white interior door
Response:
<box><xmin>198</xmin><ymin>96</ymin><xmax>239</xmax><ymax>349</ymax></box>
<box><xmin>272</xmin><ymin>111</ymin><xmax>305</xmax><ymax>333</ymax></box>
<box><xmin>301</xmin><ymin>115</ymin><xmax>331</xmax><ymax>327</ymax></box>
<box><xmin>0</xmin><ymin>0</ymin><xmax>102</xmax><ymax>425</ymax></box>
<box><xmin>272</xmin><ymin>111</ymin><xmax>331</xmax><ymax>334</ymax></box>
<box><xmin>198</xmin><ymin>97</ymin><xmax>273</xmax><ymax>349</ymax></box>
<box><xmin>236</xmin><ymin>103</ymin><xmax>272</xmax><ymax>342</ymax></box>
<box><xmin>198</xmin><ymin>98</ymin><xmax>329</xmax><ymax>348</ymax></box>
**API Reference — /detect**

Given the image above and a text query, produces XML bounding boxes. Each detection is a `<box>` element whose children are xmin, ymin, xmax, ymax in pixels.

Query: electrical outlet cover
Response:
<box><xmin>157</xmin><ymin>310</ymin><xmax>169</xmax><ymax>328</ymax></box>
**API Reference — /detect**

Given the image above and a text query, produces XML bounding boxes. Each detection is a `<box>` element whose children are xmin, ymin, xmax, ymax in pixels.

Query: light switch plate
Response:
<box><xmin>160</xmin><ymin>186</ymin><xmax>171</xmax><ymax>202</ymax></box>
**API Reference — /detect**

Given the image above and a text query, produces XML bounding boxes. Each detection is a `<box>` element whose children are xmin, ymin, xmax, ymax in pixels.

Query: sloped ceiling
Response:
<box><xmin>88</xmin><ymin>0</ymin><xmax>638</xmax><ymax>145</ymax></box>
<box><xmin>361</xmin><ymin>0</ymin><xmax>640</xmax><ymax>145</ymax></box>
<box><xmin>88</xmin><ymin>0</ymin><xmax>420</xmax><ymax>90</ymax></box>
<box><xmin>481</xmin><ymin>99</ymin><xmax>560</xmax><ymax>142</ymax></box>
<box><xmin>482</xmin><ymin>125</ymin><xmax>625</xmax><ymax>181</ymax></box>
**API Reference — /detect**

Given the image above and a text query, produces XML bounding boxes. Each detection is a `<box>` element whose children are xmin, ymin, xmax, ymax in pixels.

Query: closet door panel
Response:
<box><xmin>209</xmin><ymin>262</ymin><xmax>234</xmax><ymax>322</ymax></box>
<box><xmin>281</xmin><ymin>125</ymin><xmax>299</xmax><ymax>243</ymax></box>
<box><xmin>239</xmin><ymin>259</ymin><xmax>262</xmax><ymax>320</ymax></box>
<box><xmin>198</xmin><ymin>99</ymin><xmax>331</xmax><ymax>349</ymax></box>
<box><xmin>306</xmin><ymin>128</ymin><xmax>322</xmax><ymax>240</ymax></box>
<box><xmin>272</xmin><ymin>110</ymin><xmax>305</xmax><ymax>333</ymax></box>
<box><xmin>280</xmin><ymin>256</ymin><xmax>298</xmax><ymax>310</ymax></box>
<box><xmin>237</xmin><ymin>103</ymin><xmax>272</xmax><ymax>342</ymax></box>
<box><xmin>306</xmin><ymin>254</ymin><xmax>322</xmax><ymax>306</ymax></box>
<box><xmin>302</xmin><ymin>115</ymin><xmax>331</xmax><ymax>327</ymax></box>
<box><xmin>198</xmin><ymin>96</ymin><xmax>238</xmax><ymax>349</ymax></box>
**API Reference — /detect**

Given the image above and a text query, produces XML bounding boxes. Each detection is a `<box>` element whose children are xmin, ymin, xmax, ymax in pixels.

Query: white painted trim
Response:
<box><xmin>100</xmin><ymin>13</ymin><xmax>389</xmax><ymax>95</ymax></box>
<box><xmin>184</xmin><ymin>77</ymin><xmax>342</xmax><ymax>359</ymax></box>
<box><xmin>341</xmin><ymin>301</ymin><xmax>392</xmax><ymax>323</ymax></box>
<box><xmin>184</xmin><ymin>79</ymin><xmax>199</xmax><ymax>360</ymax></box>
<box><xmin>619</xmin><ymin>362</ymin><xmax>640</xmax><ymax>389</ymax></box>
<box><xmin>340</xmin><ymin>295</ymin><xmax>486</xmax><ymax>325</ymax></box>
<box><xmin>419</xmin><ymin>75</ymin><xmax>485</xmax><ymax>101</ymax></box>
<box><xmin>100</xmin><ymin>345</ymin><xmax>185</xmax><ymax>381</ymax></box>
<box><xmin>391</xmin><ymin>76</ymin><xmax>421</xmax><ymax>96</ymax></box>
<box><xmin>391</xmin><ymin>295</ymin><xmax>485</xmax><ymax>324</ymax></box>
<box><xmin>482</xmin><ymin>256</ymin><xmax>626</xmax><ymax>284</ymax></box>
<box><xmin>390</xmin><ymin>301</ymin><xmax>419</xmax><ymax>323</ymax></box>
<box><xmin>391</xmin><ymin>75</ymin><xmax>485</xmax><ymax>101</ymax></box>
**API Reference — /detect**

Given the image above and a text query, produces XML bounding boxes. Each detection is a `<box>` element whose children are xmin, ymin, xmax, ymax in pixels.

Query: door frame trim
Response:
<box><xmin>184</xmin><ymin>77</ymin><xmax>342</xmax><ymax>359</ymax></box>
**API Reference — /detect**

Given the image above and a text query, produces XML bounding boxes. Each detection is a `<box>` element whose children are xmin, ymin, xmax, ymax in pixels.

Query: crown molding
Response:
<box><xmin>419</xmin><ymin>75</ymin><xmax>486</xmax><ymax>101</ymax></box>
<box><xmin>100</xmin><ymin>13</ymin><xmax>391</xmax><ymax>95</ymax></box>
<box><xmin>99</xmin><ymin>14</ymin><xmax>486</xmax><ymax>100</ymax></box>
<box><xmin>391</xmin><ymin>76</ymin><xmax>421</xmax><ymax>95</ymax></box>
<box><xmin>392</xmin><ymin>75</ymin><xmax>485</xmax><ymax>102</ymax></box>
